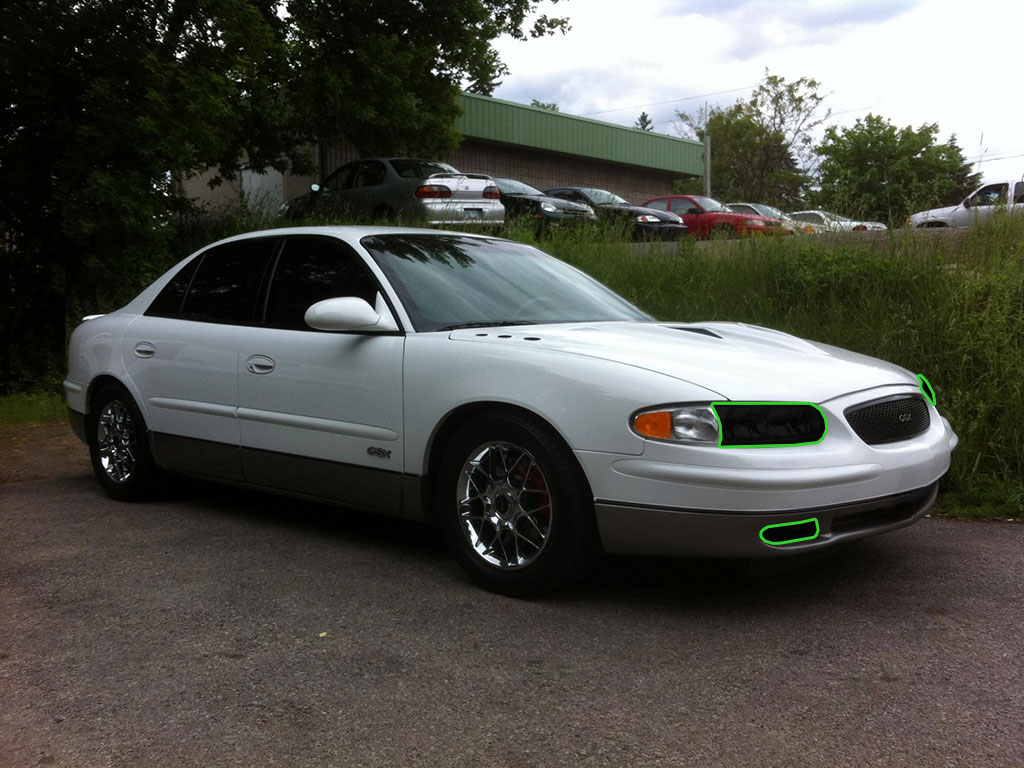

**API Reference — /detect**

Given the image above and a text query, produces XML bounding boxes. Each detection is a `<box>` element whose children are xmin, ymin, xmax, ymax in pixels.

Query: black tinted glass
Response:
<box><xmin>178</xmin><ymin>238</ymin><xmax>277</xmax><ymax>324</ymax></box>
<box><xmin>146</xmin><ymin>258</ymin><xmax>201</xmax><ymax>318</ymax></box>
<box><xmin>264</xmin><ymin>236</ymin><xmax>379</xmax><ymax>330</ymax></box>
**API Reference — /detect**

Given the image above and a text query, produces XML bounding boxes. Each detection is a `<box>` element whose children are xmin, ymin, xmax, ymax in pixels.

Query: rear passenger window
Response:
<box><xmin>146</xmin><ymin>237</ymin><xmax>278</xmax><ymax>323</ymax></box>
<box><xmin>263</xmin><ymin>236</ymin><xmax>380</xmax><ymax>330</ymax></box>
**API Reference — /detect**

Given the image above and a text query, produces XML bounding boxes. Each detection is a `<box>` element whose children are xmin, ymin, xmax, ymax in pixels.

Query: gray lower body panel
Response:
<box><xmin>595</xmin><ymin>482</ymin><xmax>939</xmax><ymax>557</ymax></box>
<box><xmin>149</xmin><ymin>432</ymin><xmax>423</xmax><ymax>520</ymax></box>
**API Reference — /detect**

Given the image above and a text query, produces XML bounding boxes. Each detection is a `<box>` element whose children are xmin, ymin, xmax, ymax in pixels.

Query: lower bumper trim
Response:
<box><xmin>595</xmin><ymin>482</ymin><xmax>939</xmax><ymax>557</ymax></box>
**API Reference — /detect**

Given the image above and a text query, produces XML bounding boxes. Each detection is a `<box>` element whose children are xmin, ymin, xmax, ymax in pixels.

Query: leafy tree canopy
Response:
<box><xmin>675</xmin><ymin>70</ymin><xmax>828</xmax><ymax>207</ymax></box>
<box><xmin>635</xmin><ymin>111</ymin><xmax>654</xmax><ymax>131</ymax></box>
<box><xmin>288</xmin><ymin>0</ymin><xmax>569</xmax><ymax>156</ymax></box>
<box><xmin>814</xmin><ymin>114</ymin><xmax>981</xmax><ymax>225</ymax></box>
<box><xmin>0</xmin><ymin>0</ymin><xmax>568</xmax><ymax>382</ymax></box>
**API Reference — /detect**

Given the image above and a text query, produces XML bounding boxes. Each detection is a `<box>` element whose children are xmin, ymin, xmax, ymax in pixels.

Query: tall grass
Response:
<box><xmin>542</xmin><ymin>222</ymin><xmax>1024</xmax><ymax>517</ymax></box>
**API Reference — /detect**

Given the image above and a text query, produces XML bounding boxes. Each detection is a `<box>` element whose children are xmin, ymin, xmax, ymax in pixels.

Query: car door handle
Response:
<box><xmin>134</xmin><ymin>342</ymin><xmax>156</xmax><ymax>359</ymax></box>
<box><xmin>246</xmin><ymin>355</ymin><xmax>276</xmax><ymax>375</ymax></box>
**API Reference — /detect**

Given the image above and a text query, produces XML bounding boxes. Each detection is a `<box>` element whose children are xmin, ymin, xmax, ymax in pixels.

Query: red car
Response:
<box><xmin>642</xmin><ymin>194</ymin><xmax>777</xmax><ymax>239</ymax></box>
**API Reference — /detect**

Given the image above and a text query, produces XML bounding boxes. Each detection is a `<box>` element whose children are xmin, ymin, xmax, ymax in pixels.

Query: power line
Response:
<box><xmin>579</xmin><ymin>85</ymin><xmax>757</xmax><ymax>117</ymax></box>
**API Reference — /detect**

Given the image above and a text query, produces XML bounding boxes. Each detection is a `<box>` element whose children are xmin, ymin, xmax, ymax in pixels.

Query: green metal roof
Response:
<box><xmin>457</xmin><ymin>92</ymin><xmax>703</xmax><ymax>176</ymax></box>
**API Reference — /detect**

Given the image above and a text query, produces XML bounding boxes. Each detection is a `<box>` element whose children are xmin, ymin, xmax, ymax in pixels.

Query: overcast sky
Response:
<box><xmin>490</xmin><ymin>0</ymin><xmax>1024</xmax><ymax>187</ymax></box>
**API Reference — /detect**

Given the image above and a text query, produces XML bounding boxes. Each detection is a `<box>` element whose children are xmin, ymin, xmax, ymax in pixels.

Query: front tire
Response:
<box><xmin>437</xmin><ymin>413</ymin><xmax>600</xmax><ymax>597</ymax></box>
<box><xmin>88</xmin><ymin>383</ymin><xmax>161</xmax><ymax>501</ymax></box>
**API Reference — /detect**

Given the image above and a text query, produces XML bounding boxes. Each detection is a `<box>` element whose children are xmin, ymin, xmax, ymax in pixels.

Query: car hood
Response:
<box><xmin>909</xmin><ymin>204</ymin><xmax>957</xmax><ymax>222</ymax></box>
<box><xmin>596</xmin><ymin>204</ymin><xmax>683</xmax><ymax>224</ymax></box>
<box><xmin>449</xmin><ymin>321</ymin><xmax>915</xmax><ymax>402</ymax></box>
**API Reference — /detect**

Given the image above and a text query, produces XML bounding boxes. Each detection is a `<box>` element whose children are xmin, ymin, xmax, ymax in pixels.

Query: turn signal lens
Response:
<box><xmin>633</xmin><ymin>411</ymin><xmax>673</xmax><ymax>439</ymax></box>
<box><xmin>483</xmin><ymin>185</ymin><xmax>501</xmax><ymax>200</ymax></box>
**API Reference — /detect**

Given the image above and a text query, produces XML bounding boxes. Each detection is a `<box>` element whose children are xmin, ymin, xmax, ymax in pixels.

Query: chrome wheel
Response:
<box><xmin>96</xmin><ymin>398</ymin><xmax>138</xmax><ymax>484</ymax></box>
<box><xmin>456</xmin><ymin>441</ymin><xmax>552</xmax><ymax>569</ymax></box>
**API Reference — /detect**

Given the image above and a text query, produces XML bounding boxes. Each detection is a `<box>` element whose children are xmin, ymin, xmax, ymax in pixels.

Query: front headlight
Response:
<box><xmin>540</xmin><ymin>201</ymin><xmax>558</xmax><ymax>213</ymax></box>
<box><xmin>636</xmin><ymin>214</ymin><xmax>661</xmax><ymax>223</ymax></box>
<box><xmin>745</xmin><ymin>219</ymin><xmax>766</xmax><ymax>227</ymax></box>
<box><xmin>632</xmin><ymin>405</ymin><xmax>719</xmax><ymax>444</ymax></box>
<box><xmin>632</xmin><ymin>402</ymin><xmax>827</xmax><ymax>447</ymax></box>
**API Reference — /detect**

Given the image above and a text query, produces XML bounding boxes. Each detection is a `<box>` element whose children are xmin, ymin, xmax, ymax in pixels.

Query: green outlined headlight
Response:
<box><xmin>712</xmin><ymin>402</ymin><xmax>827</xmax><ymax>448</ymax></box>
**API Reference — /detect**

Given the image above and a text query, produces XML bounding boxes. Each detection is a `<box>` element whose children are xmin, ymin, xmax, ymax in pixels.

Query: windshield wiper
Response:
<box><xmin>440</xmin><ymin>320</ymin><xmax>537</xmax><ymax>331</ymax></box>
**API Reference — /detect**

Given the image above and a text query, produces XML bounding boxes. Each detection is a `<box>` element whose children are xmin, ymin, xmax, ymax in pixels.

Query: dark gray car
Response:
<box><xmin>286</xmin><ymin>158</ymin><xmax>505</xmax><ymax>225</ymax></box>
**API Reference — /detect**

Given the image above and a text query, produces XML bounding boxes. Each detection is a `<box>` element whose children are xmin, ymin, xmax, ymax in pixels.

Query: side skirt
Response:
<box><xmin>150</xmin><ymin>432</ymin><xmax>427</xmax><ymax>521</ymax></box>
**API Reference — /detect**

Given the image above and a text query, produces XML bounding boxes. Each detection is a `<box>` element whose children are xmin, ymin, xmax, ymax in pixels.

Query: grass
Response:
<box><xmin>0</xmin><ymin>390</ymin><xmax>67</xmax><ymax>427</ymax></box>
<box><xmin>5</xmin><ymin>211</ymin><xmax>1022</xmax><ymax>518</ymax></box>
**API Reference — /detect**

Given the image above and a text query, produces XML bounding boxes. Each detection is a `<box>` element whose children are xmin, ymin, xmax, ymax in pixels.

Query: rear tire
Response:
<box><xmin>436</xmin><ymin>412</ymin><xmax>600</xmax><ymax>597</ymax></box>
<box><xmin>88</xmin><ymin>383</ymin><xmax>161</xmax><ymax>501</ymax></box>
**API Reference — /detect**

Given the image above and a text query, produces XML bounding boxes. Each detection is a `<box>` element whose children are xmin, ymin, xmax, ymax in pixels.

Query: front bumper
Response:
<box><xmin>636</xmin><ymin>222</ymin><xmax>689</xmax><ymax>241</ymax></box>
<box><xmin>595</xmin><ymin>481</ymin><xmax>938</xmax><ymax>557</ymax></box>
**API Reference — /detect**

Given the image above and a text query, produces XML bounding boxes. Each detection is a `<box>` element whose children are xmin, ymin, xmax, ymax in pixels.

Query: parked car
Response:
<box><xmin>642</xmin><ymin>194</ymin><xmax>775</xmax><ymax>239</ymax></box>
<box><xmin>284</xmin><ymin>158</ymin><xmax>504</xmax><ymax>226</ymax></box>
<box><xmin>789</xmin><ymin>210</ymin><xmax>888</xmax><ymax>232</ymax></box>
<box><xmin>65</xmin><ymin>227</ymin><xmax>956</xmax><ymax>596</ymax></box>
<box><xmin>543</xmin><ymin>187</ymin><xmax>688</xmax><ymax>240</ymax></box>
<box><xmin>907</xmin><ymin>179</ymin><xmax>1024</xmax><ymax>228</ymax></box>
<box><xmin>726</xmin><ymin>202</ymin><xmax>803</xmax><ymax>234</ymax></box>
<box><xmin>492</xmin><ymin>178</ymin><xmax>598</xmax><ymax>230</ymax></box>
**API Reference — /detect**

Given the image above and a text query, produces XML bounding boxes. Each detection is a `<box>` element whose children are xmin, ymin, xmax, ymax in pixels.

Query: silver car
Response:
<box><xmin>286</xmin><ymin>158</ymin><xmax>504</xmax><ymax>225</ymax></box>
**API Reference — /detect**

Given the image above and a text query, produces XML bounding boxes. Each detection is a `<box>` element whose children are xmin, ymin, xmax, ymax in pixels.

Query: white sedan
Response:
<box><xmin>789</xmin><ymin>209</ymin><xmax>888</xmax><ymax>232</ymax></box>
<box><xmin>65</xmin><ymin>227</ymin><xmax>957</xmax><ymax>596</ymax></box>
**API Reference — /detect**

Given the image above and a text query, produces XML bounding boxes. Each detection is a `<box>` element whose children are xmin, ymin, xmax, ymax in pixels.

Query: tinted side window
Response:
<box><xmin>146</xmin><ymin>258</ymin><xmax>201</xmax><ymax>317</ymax></box>
<box><xmin>177</xmin><ymin>238</ymin><xmax>278</xmax><ymax>324</ymax></box>
<box><xmin>353</xmin><ymin>161</ymin><xmax>386</xmax><ymax>187</ymax></box>
<box><xmin>264</xmin><ymin>236</ymin><xmax>380</xmax><ymax>330</ymax></box>
<box><xmin>645</xmin><ymin>199</ymin><xmax>667</xmax><ymax>211</ymax></box>
<box><xmin>323</xmin><ymin>163</ymin><xmax>357</xmax><ymax>191</ymax></box>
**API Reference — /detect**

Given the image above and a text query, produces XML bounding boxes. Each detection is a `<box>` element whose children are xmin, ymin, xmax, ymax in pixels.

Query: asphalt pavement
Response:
<box><xmin>1</xmin><ymin>461</ymin><xmax>1022</xmax><ymax>767</ymax></box>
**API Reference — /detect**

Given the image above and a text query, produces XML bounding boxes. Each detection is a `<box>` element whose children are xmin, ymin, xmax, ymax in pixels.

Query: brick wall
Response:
<box><xmin>448</xmin><ymin>139</ymin><xmax>680</xmax><ymax>205</ymax></box>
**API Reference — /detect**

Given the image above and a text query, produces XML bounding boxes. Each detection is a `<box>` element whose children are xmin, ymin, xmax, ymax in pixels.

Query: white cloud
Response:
<box><xmin>492</xmin><ymin>0</ymin><xmax>1024</xmax><ymax>183</ymax></box>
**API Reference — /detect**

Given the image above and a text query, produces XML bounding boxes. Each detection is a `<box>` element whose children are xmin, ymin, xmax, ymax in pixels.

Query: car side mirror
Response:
<box><xmin>962</xmin><ymin>198</ymin><xmax>970</xmax><ymax>208</ymax></box>
<box><xmin>310</xmin><ymin>183</ymin><xmax>321</xmax><ymax>193</ymax></box>
<box><xmin>304</xmin><ymin>294</ymin><xmax>399</xmax><ymax>332</ymax></box>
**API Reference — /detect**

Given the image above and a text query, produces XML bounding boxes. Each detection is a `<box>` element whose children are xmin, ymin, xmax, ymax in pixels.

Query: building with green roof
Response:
<box><xmin>192</xmin><ymin>93</ymin><xmax>703</xmax><ymax>210</ymax></box>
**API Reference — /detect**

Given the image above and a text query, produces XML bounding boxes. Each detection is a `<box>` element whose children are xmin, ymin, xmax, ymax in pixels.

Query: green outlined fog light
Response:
<box><xmin>917</xmin><ymin>374</ymin><xmax>936</xmax><ymax>405</ymax></box>
<box><xmin>759</xmin><ymin>518</ymin><xmax>820</xmax><ymax>545</ymax></box>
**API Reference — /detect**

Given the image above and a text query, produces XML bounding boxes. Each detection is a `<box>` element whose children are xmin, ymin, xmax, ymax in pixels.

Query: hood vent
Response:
<box><xmin>672</xmin><ymin>326</ymin><xmax>723</xmax><ymax>339</ymax></box>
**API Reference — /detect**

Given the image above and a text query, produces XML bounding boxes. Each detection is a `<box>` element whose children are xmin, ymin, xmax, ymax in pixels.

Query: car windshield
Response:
<box><xmin>361</xmin><ymin>234</ymin><xmax>651</xmax><ymax>332</ymax></box>
<box><xmin>689</xmin><ymin>196</ymin><xmax>731</xmax><ymax>213</ymax></box>
<box><xmin>389</xmin><ymin>159</ymin><xmax>459</xmax><ymax>178</ymax></box>
<box><xmin>580</xmin><ymin>188</ymin><xmax>630</xmax><ymax>206</ymax></box>
<box><xmin>494</xmin><ymin>178</ymin><xmax>543</xmax><ymax>196</ymax></box>
<box><xmin>754</xmin><ymin>204</ymin><xmax>787</xmax><ymax>219</ymax></box>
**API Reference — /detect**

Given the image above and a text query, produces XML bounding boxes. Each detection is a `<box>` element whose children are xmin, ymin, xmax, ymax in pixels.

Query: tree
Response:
<box><xmin>1</xmin><ymin>0</ymin><xmax>296</xmax><ymax>382</ymax></box>
<box><xmin>1</xmin><ymin>0</ymin><xmax>569</xmax><ymax>385</ymax></box>
<box><xmin>814</xmin><ymin>115</ymin><xmax>981</xmax><ymax>225</ymax></box>
<box><xmin>675</xmin><ymin>71</ymin><xmax>828</xmax><ymax>207</ymax></box>
<box><xmin>287</xmin><ymin>1</ymin><xmax>570</xmax><ymax>156</ymax></box>
<box><xmin>530</xmin><ymin>99</ymin><xmax>560</xmax><ymax>111</ymax></box>
<box><xmin>635</xmin><ymin>111</ymin><xmax>654</xmax><ymax>131</ymax></box>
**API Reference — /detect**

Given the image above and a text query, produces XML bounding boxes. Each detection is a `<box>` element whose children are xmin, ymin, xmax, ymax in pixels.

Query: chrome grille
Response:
<box><xmin>844</xmin><ymin>396</ymin><xmax>930</xmax><ymax>445</ymax></box>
